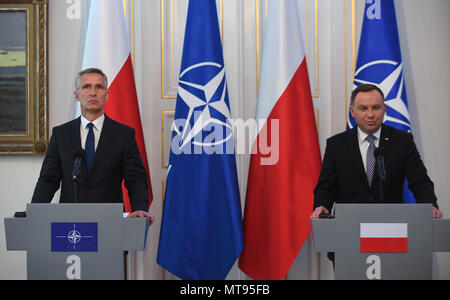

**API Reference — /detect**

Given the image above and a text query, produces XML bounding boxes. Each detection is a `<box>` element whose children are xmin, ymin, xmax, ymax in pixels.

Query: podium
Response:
<box><xmin>312</xmin><ymin>204</ymin><xmax>450</xmax><ymax>280</ymax></box>
<box><xmin>4</xmin><ymin>204</ymin><xmax>150</xmax><ymax>280</ymax></box>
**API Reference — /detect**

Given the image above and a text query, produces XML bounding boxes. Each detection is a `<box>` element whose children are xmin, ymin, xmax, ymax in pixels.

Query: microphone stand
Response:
<box><xmin>73</xmin><ymin>175</ymin><xmax>79</xmax><ymax>204</ymax></box>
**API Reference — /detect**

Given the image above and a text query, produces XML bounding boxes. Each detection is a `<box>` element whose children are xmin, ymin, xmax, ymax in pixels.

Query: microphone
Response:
<box><xmin>72</xmin><ymin>151</ymin><xmax>84</xmax><ymax>204</ymax></box>
<box><xmin>72</xmin><ymin>150</ymin><xmax>84</xmax><ymax>182</ymax></box>
<box><xmin>374</xmin><ymin>147</ymin><xmax>386</xmax><ymax>203</ymax></box>
<box><xmin>374</xmin><ymin>148</ymin><xmax>386</xmax><ymax>181</ymax></box>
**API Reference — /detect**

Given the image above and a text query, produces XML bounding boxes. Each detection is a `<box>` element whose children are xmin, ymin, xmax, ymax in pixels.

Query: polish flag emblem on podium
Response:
<box><xmin>360</xmin><ymin>223</ymin><xmax>408</xmax><ymax>253</ymax></box>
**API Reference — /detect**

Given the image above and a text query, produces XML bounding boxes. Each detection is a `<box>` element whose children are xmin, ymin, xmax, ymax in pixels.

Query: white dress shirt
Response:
<box><xmin>357</xmin><ymin>126</ymin><xmax>381</xmax><ymax>171</ymax></box>
<box><xmin>80</xmin><ymin>114</ymin><xmax>105</xmax><ymax>151</ymax></box>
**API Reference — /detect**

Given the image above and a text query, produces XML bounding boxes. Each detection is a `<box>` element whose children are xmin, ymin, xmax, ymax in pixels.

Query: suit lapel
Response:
<box><xmin>379</xmin><ymin>125</ymin><xmax>391</xmax><ymax>155</ymax></box>
<box><xmin>71</xmin><ymin>117</ymin><xmax>88</xmax><ymax>176</ymax></box>
<box><xmin>71</xmin><ymin>117</ymin><xmax>82</xmax><ymax>150</ymax></box>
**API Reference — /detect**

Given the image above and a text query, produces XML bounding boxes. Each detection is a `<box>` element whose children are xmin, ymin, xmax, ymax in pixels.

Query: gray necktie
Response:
<box><xmin>366</xmin><ymin>135</ymin><xmax>376</xmax><ymax>186</ymax></box>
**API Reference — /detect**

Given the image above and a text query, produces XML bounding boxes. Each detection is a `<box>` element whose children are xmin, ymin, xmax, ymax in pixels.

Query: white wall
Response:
<box><xmin>1</xmin><ymin>0</ymin><xmax>448</xmax><ymax>280</ymax></box>
<box><xmin>0</xmin><ymin>0</ymin><xmax>86</xmax><ymax>280</ymax></box>
<box><xmin>395</xmin><ymin>0</ymin><xmax>450</xmax><ymax>279</ymax></box>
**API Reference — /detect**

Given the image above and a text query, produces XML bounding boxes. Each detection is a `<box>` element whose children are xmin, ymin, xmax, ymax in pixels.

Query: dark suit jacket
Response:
<box><xmin>32</xmin><ymin>115</ymin><xmax>149</xmax><ymax>212</ymax></box>
<box><xmin>314</xmin><ymin>125</ymin><xmax>438</xmax><ymax>211</ymax></box>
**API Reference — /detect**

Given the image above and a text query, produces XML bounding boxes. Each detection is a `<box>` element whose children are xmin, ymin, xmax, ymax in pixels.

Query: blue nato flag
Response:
<box><xmin>157</xmin><ymin>0</ymin><xmax>243</xmax><ymax>280</ymax></box>
<box><xmin>348</xmin><ymin>0</ymin><xmax>415</xmax><ymax>203</ymax></box>
<box><xmin>51</xmin><ymin>223</ymin><xmax>98</xmax><ymax>252</ymax></box>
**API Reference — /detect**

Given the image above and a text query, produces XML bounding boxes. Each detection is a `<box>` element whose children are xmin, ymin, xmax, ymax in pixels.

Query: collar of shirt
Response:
<box><xmin>80</xmin><ymin>114</ymin><xmax>105</xmax><ymax>150</ymax></box>
<box><xmin>357</xmin><ymin>126</ymin><xmax>381</xmax><ymax>146</ymax></box>
<box><xmin>80</xmin><ymin>114</ymin><xmax>105</xmax><ymax>132</ymax></box>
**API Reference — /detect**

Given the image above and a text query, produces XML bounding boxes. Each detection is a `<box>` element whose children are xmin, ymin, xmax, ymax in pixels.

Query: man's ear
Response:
<box><xmin>349</xmin><ymin>105</ymin><xmax>355</xmax><ymax>118</ymax></box>
<box><xmin>74</xmin><ymin>91</ymin><xmax>79</xmax><ymax>102</ymax></box>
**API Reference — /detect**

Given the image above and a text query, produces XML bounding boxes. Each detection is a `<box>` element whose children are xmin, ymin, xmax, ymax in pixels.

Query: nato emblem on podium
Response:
<box><xmin>51</xmin><ymin>223</ymin><xmax>98</xmax><ymax>252</ymax></box>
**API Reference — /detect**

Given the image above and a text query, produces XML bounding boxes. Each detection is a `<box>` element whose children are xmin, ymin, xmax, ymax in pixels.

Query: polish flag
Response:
<box><xmin>79</xmin><ymin>0</ymin><xmax>153</xmax><ymax>212</ymax></box>
<box><xmin>238</xmin><ymin>0</ymin><xmax>322</xmax><ymax>280</ymax></box>
<box><xmin>360</xmin><ymin>223</ymin><xmax>408</xmax><ymax>253</ymax></box>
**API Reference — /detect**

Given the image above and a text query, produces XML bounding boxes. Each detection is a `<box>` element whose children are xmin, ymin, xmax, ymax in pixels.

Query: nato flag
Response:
<box><xmin>51</xmin><ymin>223</ymin><xmax>98</xmax><ymax>252</ymax></box>
<box><xmin>157</xmin><ymin>0</ymin><xmax>243</xmax><ymax>280</ymax></box>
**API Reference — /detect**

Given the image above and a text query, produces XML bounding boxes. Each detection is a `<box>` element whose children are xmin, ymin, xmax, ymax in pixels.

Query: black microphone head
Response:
<box><xmin>73</xmin><ymin>150</ymin><xmax>85</xmax><ymax>161</ymax></box>
<box><xmin>374</xmin><ymin>148</ymin><xmax>380</xmax><ymax>157</ymax></box>
<box><xmin>374</xmin><ymin>147</ymin><xmax>385</xmax><ymax>158</ymax></box>
<box><xmin>72</xmin><ymin>150</ymin><xmax>84</xmax><ymax>180</ymax></box>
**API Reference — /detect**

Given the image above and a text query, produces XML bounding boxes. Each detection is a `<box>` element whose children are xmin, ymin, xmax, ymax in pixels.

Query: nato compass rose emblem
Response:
<box><xmin>172</xmin><ymin>62</ymin><xmax>233</xmax><ymax>152</ymax></box>
<box><xmin>351</xmin><ymin>59</ymin><xmax>411</xmax><ymax>132</ymax></box>
<box><xmin>66</xmin><ymin>227</ymin><xmax>82</xmax><ymax>247</ymax></box>
<box><xmin>55</xmin><ymin>224</ymin><xmax>93</xmax><ymax>250</ymax></box>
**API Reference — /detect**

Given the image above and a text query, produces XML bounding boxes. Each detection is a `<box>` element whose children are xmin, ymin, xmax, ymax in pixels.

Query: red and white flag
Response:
<box><xmin>79</xmin><ymin>0</ymin><xmax>152</xmax><ymax>212</ymax></box>
<box><xmin>238</xmin><ymin>0</ymin><xmax>322</xmax><ymax>280</ymax></box>
<box><xmin>360</xmin><ymin>223</ymin><xmax>408</xmax><ymax>253</ymax></box>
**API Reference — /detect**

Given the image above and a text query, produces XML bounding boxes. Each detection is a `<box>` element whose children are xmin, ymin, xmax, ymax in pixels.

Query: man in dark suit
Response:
<box><xmin>311</xmin><ymin>84</ymin><xmax>442</xmax><ymax>219</ymax></box>
<box><xmin>32</xmin><ymin>68</ymin><xmax>153</xmax><ymax>221</ymax></box>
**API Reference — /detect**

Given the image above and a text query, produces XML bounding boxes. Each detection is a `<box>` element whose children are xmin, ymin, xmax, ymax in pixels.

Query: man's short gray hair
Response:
<box><xmin>74</xmin><ymin>68</ymin><xmax>108</xmax><ymax>90</ymax></box>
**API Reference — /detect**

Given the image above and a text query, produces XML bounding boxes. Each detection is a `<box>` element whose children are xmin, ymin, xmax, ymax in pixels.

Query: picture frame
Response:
<box><xmin>0</xmin><ymin>0</ymin><xmax>48</xmax><ymax>154</ymax></box>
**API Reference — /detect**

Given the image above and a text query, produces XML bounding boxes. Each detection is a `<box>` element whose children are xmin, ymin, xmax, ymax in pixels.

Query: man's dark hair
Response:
<box><xmin>350</xmin><ymin>84</ymin><xmax>384</xmax><ymax>106</ymax></box>
<box><xmin>75</xmin><ymin>68</ymin><xmax>108</xmax><ymax>90</ymax></box>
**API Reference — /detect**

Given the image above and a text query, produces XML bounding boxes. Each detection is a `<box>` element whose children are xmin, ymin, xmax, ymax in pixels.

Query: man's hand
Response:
<box><xmin>127</xmin><ymin>210</ymin><xmax>154</xmax><ymax>224</ymax></box>
<box><xmin>310</xmin><ymin>206</ymin><xmax>329</xmax><ymax>219</ymax></box>
<box><xmin>311</xmin><ymin>206</ymin><xmax>442</xmax><ymax>219</ymax></box>
<box><xmin>433</xmin><ymin>207</ymin><xmax>443</xmax><ymax>219</ymax></box>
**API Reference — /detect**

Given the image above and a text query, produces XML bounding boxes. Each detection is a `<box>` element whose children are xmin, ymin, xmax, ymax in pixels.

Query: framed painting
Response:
<box><xmin>0</xmin><ymin>0</ymin><xmax>48</xmax><ymax>154</ymax></box>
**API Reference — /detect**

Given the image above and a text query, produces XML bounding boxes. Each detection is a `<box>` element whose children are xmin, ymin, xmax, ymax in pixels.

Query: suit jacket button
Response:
<box><xmin>368</xmin><ymin>196</ymin><xmax>374</xmax><ymax>202</ymax></box>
